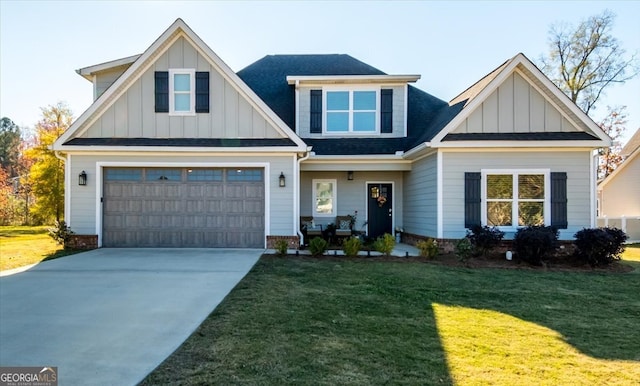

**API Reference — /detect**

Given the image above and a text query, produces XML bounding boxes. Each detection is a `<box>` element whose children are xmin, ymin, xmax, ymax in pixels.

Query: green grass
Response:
<box><xmin>141</xmin><ymin>255</ymin><xmax>640</xmax><ymax>385</ymax></box>
<box><xmin>0</xmin><ymin>226</ymin><xmax>79</xmax><ymax>271</ymax></box>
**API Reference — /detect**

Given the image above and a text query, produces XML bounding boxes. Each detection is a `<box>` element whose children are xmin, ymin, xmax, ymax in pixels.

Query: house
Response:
<box><xmin>597</xmin><ymin>128</ymin><xmax>640</xmax><ymax>241</ymax></box>
<box><xmin>52</xmin><ymin>19</ymin><xmax>610</xmax><ymax>249</ymax></box>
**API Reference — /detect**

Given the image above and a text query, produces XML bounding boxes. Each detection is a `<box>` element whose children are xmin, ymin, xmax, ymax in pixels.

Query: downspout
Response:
<box><xmin>296</xmin><ymin>148</ymin><xmax>312</xmax><ymax>245</ymax></box>
<box><xmin>54</xmin><ymin>151</ymin><xmax>70</xmax><ymax>224</ymax></box>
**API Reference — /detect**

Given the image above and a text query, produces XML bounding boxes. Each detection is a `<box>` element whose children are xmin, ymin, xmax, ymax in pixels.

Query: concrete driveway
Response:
<box><xmin>0</xmin><ymin>248</ymin><xmax>262</xmax><ymax>385</ymax></box>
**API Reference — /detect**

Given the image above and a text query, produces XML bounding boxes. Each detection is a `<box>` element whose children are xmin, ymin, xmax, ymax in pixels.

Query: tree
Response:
<box><xmin>0</xmin><ymin>117</ymin><xmax>23</xmax><ymax>178</ymax></box>
<box><xmin>24</xmin><ymin>102</ymin><xmax>73</xmax><ymax>223</ymax></box>
<box><xmin>540</xmin><ymin>10</ymin><xmax>638</xmax><ymax>115</ymax></box>
<box><xmin>598</xmin><ymin>106</ymin><xmax>627</xmax><ymax>179</ymax></box>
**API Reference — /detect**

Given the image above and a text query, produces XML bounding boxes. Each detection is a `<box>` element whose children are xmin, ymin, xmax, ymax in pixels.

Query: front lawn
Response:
<box><xmin>0</xmin><ymin>226</ymin><xmax>79</xmax><ymax>271</ymax></box>
<box><xmin>141</xmin><ymin>254</ymin><xmax>640</xmax><ymax>385</ymax></box>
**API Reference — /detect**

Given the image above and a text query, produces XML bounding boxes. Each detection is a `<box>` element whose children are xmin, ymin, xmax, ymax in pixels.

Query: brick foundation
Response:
<box><xmin>66</xmin><ymin>234</ymin><xmax>98</xmax><ymax>250</ymax></box>
<box><xmin>266</xmin><ymin>235</ymin><xmax>300</xmax><ymax>249</ymax></box>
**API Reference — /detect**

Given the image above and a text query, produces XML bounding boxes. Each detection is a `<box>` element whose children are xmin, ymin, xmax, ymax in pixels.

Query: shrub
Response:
<box><xmin>48</xmin><ymin>220</ymin><xmax>75</xmax><ymax>247</ymax></box>
<box><xmin>308</xmin><ymin>237</ymin><xmax>328</xmax><ymax>257</ymax></box>
<box><xmin>342</xmin><ymin>236</ymin><xmax>362</xmax><ymax>257</ymax></box>
<box><xmin>454</xmin><ymin>237</ymin><xmax>473</xmax><ymax>262</ymax></box>
<box><xmin>467</xmin><ymin>225</ymin><xmax>505</xmax><ymax>256</ymax></box>
<box><xmin>373</xmin><ymin>233</ymin><xmax>396</xmax><ymax>256</ymax></box>
<box><xmin>574</xmin><ymin>227</ymin><xmax>628</xmax><ymax>266</ymax></box>
<box><xmin>416</xmin><ymin>238</ymin><xmax>439</xmax><ymax>259</ymax></box>
<box><xmin>274</xmin><ymin>239</ymin><xmax>289</xmax><ymax>256</ymax></box>
<box><xmin>513</xmin><ymin>226</ymin><xmax>559</xmax><ymax>266</ymax></box>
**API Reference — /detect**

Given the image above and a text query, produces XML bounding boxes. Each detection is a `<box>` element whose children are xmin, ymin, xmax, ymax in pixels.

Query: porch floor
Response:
<box><xmin>269</xmin><ymin>243</ymin><xmax>421</xmax><ymax>258</ymax></box>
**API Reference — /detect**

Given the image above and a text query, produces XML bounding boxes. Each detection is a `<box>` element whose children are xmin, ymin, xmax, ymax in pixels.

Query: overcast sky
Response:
<box><xmin>1</xmin><ymin>0</ymin><xmax>638</xmax><ymax>144</ymax></box>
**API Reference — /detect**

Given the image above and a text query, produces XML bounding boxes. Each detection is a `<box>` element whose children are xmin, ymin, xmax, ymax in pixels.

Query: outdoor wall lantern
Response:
<box><xmin>279</xmin><ymin>172</ymin><xmax>286</xmax><ymax>187</ymax></box>
<box><xmin>347</xmin><ymin>171</ymin><xmax>354</xmax><ymax>180</ymax></box>
<box><xmin>78</xmin><ymin>171</ymin><xmax>87</xmax><ymax>186</ymax></box>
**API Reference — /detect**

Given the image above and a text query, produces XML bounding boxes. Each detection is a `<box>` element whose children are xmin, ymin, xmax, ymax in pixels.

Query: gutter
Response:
<box><xmin>295</xmin><ymin>147</ymin><xmax>312</xmax><ymax>245</ymax></box>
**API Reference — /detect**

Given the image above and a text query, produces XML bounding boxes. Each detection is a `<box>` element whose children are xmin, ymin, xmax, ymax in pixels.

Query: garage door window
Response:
<box><xmin>227</xmin><ymin>169</ymin><xmax>263</xmax><ymax>181</ymax></box>
<box><xmin>146</xmin><ymin>169</ymin><xmax>182</xmax><ymax>181</ymax></box>
<box><xmin>105</xmin><ymin>168</ymin><xmax>142</xmax><ymax>181</ymax></box>
<box><xmin>187</xmin><ymin>169</ymin><xmax>223</xmax><ymax>181</ymax></box>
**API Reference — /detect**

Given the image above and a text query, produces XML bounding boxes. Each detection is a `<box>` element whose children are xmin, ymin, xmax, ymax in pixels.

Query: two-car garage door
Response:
<box><xmin>102</xmin><ymin>167</ymin><xmax>264</xmax><ymax>248</ymax></box>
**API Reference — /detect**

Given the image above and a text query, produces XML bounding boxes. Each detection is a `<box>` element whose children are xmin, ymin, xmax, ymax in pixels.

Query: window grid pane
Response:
<box><xmin>174</xmin><ymin>94</ymin><xmax>191</xmax><ymax>111</ymax></box>
<box><xmin>227</xmin><ymin>169</ymin><xmax>263</xmax><ymax>181</ymax></box>
<box><xmin>487</xmin><ymin>175</ymin><xmax>512</xmax><ymax>199</ymax></box>
<box><xmin>105</xmin><ymin>168</ymin><xmax>142</xmax><ymax>181</ymax></box>
<box><xmin>519</xmin><ymin>202</ymin><xmax>544</xmax><ymax>226</ymax></box>
<box><xmin>174</xmin><ymin>74</ymin><xmax>191</xmax><ymax>91</ymax></box>
<box><xmin>187</xmin><ymin>169</ymin><xmax>223</xmax><ymax>181</ymax></box>
<box><xmin>327</xmin><ymin>91</ymin><xmax>349</xmax><ymax>110</ymax></box>
<box><xmin>353</xmin><ymin>91</ymin><xmax>376</xmax><ymax>110</ymax></box>
<box><xmin>327</xmin><ymin>112</ymin><xmax>349</xmax><ymax>131</ymax></box>
<box><xmin>519</xmin><ymin>174</ymin><xmax>545</xmax><ymax>199</ymax></box>
<box><xmin>146</xmin><ymin>169</ymin><xmax>182</xmax><ymax>181</ymax></box>
<box><xmin>487</xmin><ymin>202</ymin><xmax>512</xmax><ymax>226</ymax></box>
<box><xmin>353</xmin><ymin>112</ymin><xmax>376</xmax><ymax>131</ymax></box>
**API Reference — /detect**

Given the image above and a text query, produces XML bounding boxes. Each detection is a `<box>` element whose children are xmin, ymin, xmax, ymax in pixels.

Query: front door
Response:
<box><xmin>367</xmin><ymin>183</ymin><xmax>393</xmax><ymax>238</ymax></box>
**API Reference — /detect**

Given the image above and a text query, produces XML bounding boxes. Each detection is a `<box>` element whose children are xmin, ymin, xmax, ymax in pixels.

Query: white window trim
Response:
<box><xmin>312</xmin><ymin>179</ymin><xmax>337</xmax><ymax>217</ymax></box>
<box><xmin>169</xmin><ymin>69</ymin><xmax>196</xmax><ymax>116</ymax></box>
<box><xmin>481</xmin><ymin>169</ymin><xmax>551</xmax><ymax>231</ymax></box>
<box><xmin>323</xmin><ymin>87</ymin><xmax>380</xmax><ymax>135</ymax></box>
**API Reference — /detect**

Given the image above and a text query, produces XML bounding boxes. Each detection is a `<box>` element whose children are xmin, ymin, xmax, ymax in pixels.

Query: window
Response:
<box><xmin>169</xmin><ymin>69</ymin><xmax>195</xmax><ymax>115</ymax></box>
<box><xmin>146</xmin><ymin>169</ymin><xmax>182</xmax><ymax>181</ymax></box>
<box><xmin>483</xmin><ymin>171</ymin><xmax>549</xmax><ymax>228</ymax></box>
<box><xmin>105</xmin><ymin>168</ymin><xmax>142</xmax><ymax>181</ymax></box>
<box><xmin>227</xmin><ymin>169</ymin><xmax>263</xmax><ymax>181</ymax></box>
<box><xmin>187</xmin><ymin>169</ymin><xmax>222</xmax><ymax>182</ymax></box>
<box><xmin>313</xmin><ymin>179</ymin><xmax>336</xmax><ymax>217</ymax></box>
<box><xmin>325</xmin><ymin>90</ymin><xmax>378</xmax><ymax>133</ymax></box>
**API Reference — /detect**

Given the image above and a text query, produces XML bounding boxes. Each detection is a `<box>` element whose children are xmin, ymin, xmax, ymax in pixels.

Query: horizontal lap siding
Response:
<box><xmin>442</xmin><ymin>150</ymin><xmax>591</xmax><ymax>240</ymax></box>
<box><xmin>403</xmin><ymin>153</ymin><xmax>437</xmax><ymax>237</ymax></box>
<box><xmin>68</xmin><ymin>154</ymin><xmax>295</xmax><ymax>237</ymax></box>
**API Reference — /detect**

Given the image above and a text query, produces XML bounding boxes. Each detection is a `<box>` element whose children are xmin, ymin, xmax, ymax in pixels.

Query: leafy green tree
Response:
<box><xmin>25</xmin><ymin>102</ymin><xmax>73</xmax><ymax>223</ymax></box>
<box><xmin>0</xmin><ymin>117</ymin><xmax>23</xmax><ymax>178</ymax></box>
<box><xmin>540</xmin><ymin>10</ymin><xmax>638</xmax><ymax>115</ymax></box>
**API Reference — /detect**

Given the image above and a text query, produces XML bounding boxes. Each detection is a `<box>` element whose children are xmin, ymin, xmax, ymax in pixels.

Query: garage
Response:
<box><xmin>102</xmin><ymin>167</ymin><xmax>265</xmax><ymax>248</ymax></box>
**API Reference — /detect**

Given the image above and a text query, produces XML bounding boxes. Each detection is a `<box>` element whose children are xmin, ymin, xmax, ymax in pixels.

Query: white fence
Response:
<box><xmin>597</xmin><ymin>216</ymin><xmax>640</xmax><ymax>243</ymax></box>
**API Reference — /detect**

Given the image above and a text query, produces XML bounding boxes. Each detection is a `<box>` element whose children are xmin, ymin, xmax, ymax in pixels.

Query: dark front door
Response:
<box><xmin>367</xmin><ymin>183</ymin><xmax>393</xmax><ymax>238</ymax></box>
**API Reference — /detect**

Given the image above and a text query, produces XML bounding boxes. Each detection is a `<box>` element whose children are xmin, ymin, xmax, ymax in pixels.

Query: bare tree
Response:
<box><xmin>540</xmin><ymin>10</ymin><xmax>638</xmax><ymax>115</ymax></box>
<box><xmin>598</xmin><ymin>106</ymin><xmax>627</xmax><ymax>179</ymax></box>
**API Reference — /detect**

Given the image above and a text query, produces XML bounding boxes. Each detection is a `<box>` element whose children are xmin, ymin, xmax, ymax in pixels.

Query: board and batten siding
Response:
<box><xmin>81</xmin><ymin>37</ymin><xmax>282</xmax><ymax>140</ymax></box>
<box><xmin>66</xmin><ymin>154</ymin><xmax>296</xmax><ymax>238</ymax></box>
<box><xmin>94</xmin><ymin>65</ymin><xmax>130</xmax><ymax>100</ymax></box>
<box><xmin>452</xmin><ymin>72</ymin><xmax>579</xmax><ymax>134</ymax></box>
<box><xmin>402</xmin><ymin>153</ymin><xmax>437</xmax><ymax>238</ymax></box>
<box><xmin>300</xmin><ymin>171</ymin><xmax>403</xmax><ymax>231</ymax></box>
<box><xmin>442</xmin><ymin>150</ymin><xmax>592</xmax><ymax>239</ymax></box>
<box><xmin>600</xmin><ymin>156</ymin><xmax>640</xmax><ymax>217</ymax></box>
<box><xmin>297</xmin><ymin>86</ymin><xmax>405</xmax><ymax>137</ymax></box>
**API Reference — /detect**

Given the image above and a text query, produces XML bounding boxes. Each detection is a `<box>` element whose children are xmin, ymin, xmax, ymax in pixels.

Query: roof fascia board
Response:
<box><xmin>286</xmin><ymin>75</ymin><xmax>420</xmax><ymax>85</ymax></box>
<box><xmin>76</xmin><ymin>54</ymin><xmax>142</xmax><ymax>80</ymax></box>
<box><xmin>598</xmin><ymin>146</ymin><xmax>640</xmax><ymax>188</ymax></box>
<box><xmin>434</xmin><ymin>140</ymin><xmax>608</xmax><ymax>148</ymax></box>
<box><xmin>53</xmin><ymin>145</ymin><xmax>304</xmax><ymax>153</ymax></box>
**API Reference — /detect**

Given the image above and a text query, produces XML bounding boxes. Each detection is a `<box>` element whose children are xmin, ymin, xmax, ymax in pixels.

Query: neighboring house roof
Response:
<box><xmin>621</xmin><ymin>128</ymin><xmax>640</xmax><ymax>157</ymax></box>
<box><xmin>237</xmin><ymin>54</ymin><xmax>452</xmax><ymax>155</ymax></box>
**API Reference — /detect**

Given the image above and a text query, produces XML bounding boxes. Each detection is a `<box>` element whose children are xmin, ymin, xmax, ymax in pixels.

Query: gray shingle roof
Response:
<box><xmin>63</xmin><ymin>138</ymin><xmax>297</xmax><ymax>147</ymax></box>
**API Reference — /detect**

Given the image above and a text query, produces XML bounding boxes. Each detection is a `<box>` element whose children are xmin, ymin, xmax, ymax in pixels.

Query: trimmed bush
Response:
<box><xmin>48</xmin><ymin>220</ymin><xmax>75</xmax><ymax>247</ymax></box>
<box><xmin>373</xmin><ymin>233</ymin><xmax>396</xmax><ymax>256</ymax></box>
<box><xmin>513</xmin><ymin>226</ymin><xmax>559</xmax><ymax>266</ymax></box>
<box><xmin>274</xmin><ymin>239</ymin><xmax>289</xmax><ymax>256</ymax></box>
<box><xmin>467</xmin><ymin>225</ymin><xmax>504</xmax><ymax>256</ymax></box>
<box><xmin>342</xmin><ymin>237</ymin><xmax>362</xmax><ymax>257</ymax></box>
<box><xmin>454</xmin><ymin>237</ymin><xmax>473</xmax><ymax>262</ymax></box>
<box><xmin>308</xmin><ymin>237</ymin><xmax>328</xmax><ymax>257</ymax></box>
<box><xmin>416</xmin><ymin>238</ymin><xmax>439</xmax><ymax>259</ymax></box>
<box><xmin>574</xmin><ymin>227</ymin><xmax>628</xmax><ymax>266</ymax></box>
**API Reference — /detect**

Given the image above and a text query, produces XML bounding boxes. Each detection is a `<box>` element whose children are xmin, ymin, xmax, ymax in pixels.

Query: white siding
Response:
<box><xmin>67</xmin><ymin>154</ymin><xmax>296</xmax><ymax>240</ymax></box>
<box><xmin>297</xmin><ymin>86</ymin><xmax>405</xmax><ymax>138</ymax></box>
<box><xmin>94</xmin><ymin>66</ymin><xmax>128</xmax><ymax>99</ymax></box>
<box><xmin>442</xmin><ymin>150</ymin><xmax>592</xmax><ymax>240</ymax></box>
<box><xmin>300</xmin><ymin>171</ymin><xmax>403</xmax><ymax>232</ymax></box>
<box><xmin>403</xmin><ymin>153</ymin><xmax>437</xmax><ymax>237</ymax></box>
<box><xmin>453</xmin><ymin>73</ymin><xmax>580</xmax><ymax>134</ymax></box>
<box><xmin>600</xmin><ymin>156</ymin><xmax>640</xmax><ymax>217</ymax></box>
<box><xmin>81</xmin><ymin>37</ymin><xmax>283</xmax><ymax>140</ymax></box>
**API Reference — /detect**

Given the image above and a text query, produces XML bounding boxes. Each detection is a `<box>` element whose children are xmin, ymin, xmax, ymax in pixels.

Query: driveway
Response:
<box><xmin>0</xmin><ymin>248</ymin><xmax>262</xmax><ymax>385</ymax></box>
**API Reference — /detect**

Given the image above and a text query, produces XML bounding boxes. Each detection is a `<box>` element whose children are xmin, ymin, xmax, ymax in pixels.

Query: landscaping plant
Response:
<box><xmin>416</xmin><ymin>238</ymin><xmax>439</xmax><ymax>259</ymax></box>
<box><xmin>274</xmin><ymin>239</ymin><xmax>289</xmax><ymax>256</ymax></box>
<box><xmin>513</xmin><ymin>226</ymin><xmax>559</xmax><ymax>266</ymax></box>
<box><xmin>373</xmin><ymin>233</ymin><xmax>396</xmax><ymax>256</ymax></box>
<box><xmin>574</xmin><ymin>227</ymin><xmax>628</xmax><ymax>266</ymax></box>
<box><xmin>48</xmin><ymin>220</ymin><xmax>75</xmax><ymax>247</ymax></box>
<box><xmin>342</xmin><ymin>236</ymin><xmax>362</xmax><ymax>257</ymax></box>
<box><xmin>467</xmin><ymin>225</ymin><xmax>504</xmax><ymax>256</ymax></box>
<box><xmin>308</xmin><ymin>237</ymin><xmax>328</xmax><ymax>257</ymax></box>
<box><xmin>454</xmin><ymin>237</ymin><xmax>473</xmax><ymax>262</ymax></box>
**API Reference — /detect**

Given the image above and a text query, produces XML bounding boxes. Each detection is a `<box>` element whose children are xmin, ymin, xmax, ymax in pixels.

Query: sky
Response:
<box><xmin>1</xmin><ymin>0</ymin><xmax>639</xmax><ymax>145</ymax></box>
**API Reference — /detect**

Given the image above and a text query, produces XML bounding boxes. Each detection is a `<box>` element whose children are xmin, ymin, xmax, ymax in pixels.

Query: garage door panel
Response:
<box><xmin>103</xmin><ymin>167</ymin><xmax>264</xmax><ymax>248</ymax></box>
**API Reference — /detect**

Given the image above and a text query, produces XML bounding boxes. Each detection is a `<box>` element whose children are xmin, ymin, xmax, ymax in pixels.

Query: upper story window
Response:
<box><xmin>326</xmin><ymin>90</ymin><xmax>377</xmax><ymax>133</ymax></box>
<box><xmin>155</xmin><ymin>71</ymin><xmax>209</xmax><ymax>114</ymax></box>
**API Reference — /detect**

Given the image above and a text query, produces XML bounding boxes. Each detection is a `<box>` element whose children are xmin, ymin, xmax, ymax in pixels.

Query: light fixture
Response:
<box><xmin>78</xmin><ymin>171</ymin><xmax>87</xmax><ymax>186</ymax></box>
<box><xmin>347</xmin><ymin>171</ymin><xmax>354</xmax><ymax>180</ymax></box>
<box><xmin>279</xmin><ymin>172</ymin><xmax>286</xmax><ymax>187</ymax></box>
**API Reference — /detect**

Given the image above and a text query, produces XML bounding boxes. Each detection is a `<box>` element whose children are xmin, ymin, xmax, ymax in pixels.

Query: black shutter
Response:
<box><xmin>310</xmin><ymin>89</ymin><xmax>322</xmax><ymax>133</ymax></box>
<box><xmin>195</xmin><ymin>72</ymin><xmax>210</xmax><ymax>113</ymax></box>
<box><xmin>381</xmin><ymin>89</ymin><xmax>393</xmax><ymax>133</ymax></box>
<box><xmin>550</xmin><ymin>172</ymin><xmax>568</xmax><ymax>229</ymax></box>
<box><xmin>154</xmin><ymin>72</ymin><xmax>169</xmax><ymax>113</ymax></box>
<box><xmin>465</xmin><ymin>172</ymin><xmax>481</xmax><ymax>228</ymax></box>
